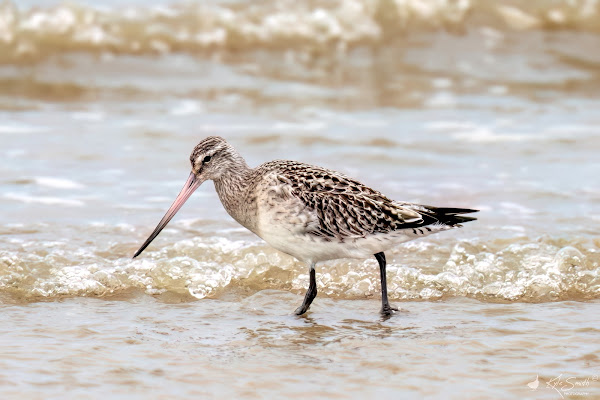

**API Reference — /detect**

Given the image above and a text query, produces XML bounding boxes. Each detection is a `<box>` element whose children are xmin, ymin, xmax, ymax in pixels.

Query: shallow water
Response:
<box><xmin>1</xmin><ymin>296</ymin><xmax>599</xmax><ymax>399</ymax></box>
<box><xmin>1</xmin><ymin>0</ymin><xmax>600</xmax><ymax>398</ymax></box>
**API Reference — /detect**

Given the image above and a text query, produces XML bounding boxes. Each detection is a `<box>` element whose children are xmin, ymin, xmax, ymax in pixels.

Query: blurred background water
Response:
<box><xmin>1</xmin><ymin>0</ymin><xmax>599</xmax><ymax>398</ymax></box>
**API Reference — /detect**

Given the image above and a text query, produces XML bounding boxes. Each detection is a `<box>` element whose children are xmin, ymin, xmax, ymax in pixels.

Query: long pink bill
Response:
<box><xmin>133</xmin><ymin>172</ymin><xmax>201</xmax><ymax>258</ymax></box>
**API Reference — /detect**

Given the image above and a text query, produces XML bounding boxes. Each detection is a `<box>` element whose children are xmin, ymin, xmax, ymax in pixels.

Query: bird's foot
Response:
<box><xmin>380</xmin><ymin>304</ymin><xmax>399</xmax><ymax>317</ymax></box>
<box><xmin>294</xmin><ymin>305</ymin><xmax>310</xmax><ymax>316</ymax></box>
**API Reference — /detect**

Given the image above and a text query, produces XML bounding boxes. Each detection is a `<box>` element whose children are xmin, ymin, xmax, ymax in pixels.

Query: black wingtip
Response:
<box><xmin>423</xmin><ymin>206</ymin><xmax>479</xmax><ymax>226</ymax></box>
<box><xmin>428</xmin><ymin>207</ymin><xmax>479</xmax><ymax>215</ymax></box>
<box><xmin>450</xmin><ymin>214</ymin><xmax>478</xmax><ymax>223</ymax></box>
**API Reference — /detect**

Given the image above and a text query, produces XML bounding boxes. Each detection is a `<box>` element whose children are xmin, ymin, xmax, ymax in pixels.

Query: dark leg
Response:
<box><xmin>295</xmin><ymin>263</ymin><xmax>317</xmax><ymax>315</ymax></box>
<box><xmin>375</xmin><ymin>252</ymin><xmax>398</xmax><ymax>316</ymax></box>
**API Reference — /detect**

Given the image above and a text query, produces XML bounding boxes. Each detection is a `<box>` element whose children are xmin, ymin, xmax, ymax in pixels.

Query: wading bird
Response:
<box><xmin>133</xmin><ymin>136</ymin><xmax>477</xmax><ymax>316</ymax></box>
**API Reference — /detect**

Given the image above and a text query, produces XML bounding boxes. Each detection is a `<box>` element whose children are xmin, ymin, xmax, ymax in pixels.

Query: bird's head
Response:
<box><xmin>189</xmin><ymin>135</ymin><xmax>239</xmax><ymax>182</ymax></box>
<box><xmin>133</xmin><ymin>136</ymin><xmax>239</xmax><ymax>258</ymax></box>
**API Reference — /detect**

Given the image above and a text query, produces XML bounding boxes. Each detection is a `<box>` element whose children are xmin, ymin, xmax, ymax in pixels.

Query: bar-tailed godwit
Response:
<box><xmin>133</xmin><ymin>136</ymin><xmax>478</xmax><ymax>316</ymax></box>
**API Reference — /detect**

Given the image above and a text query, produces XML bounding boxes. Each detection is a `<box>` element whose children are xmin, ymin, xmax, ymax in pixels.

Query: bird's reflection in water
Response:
<box><xmin>241</xmin><ymin>313</ymin><xmax>419</xmax><ymax>352</ymax></box>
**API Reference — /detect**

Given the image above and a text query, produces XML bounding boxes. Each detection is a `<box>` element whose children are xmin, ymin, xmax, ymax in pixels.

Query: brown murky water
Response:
<box><xmin>1</xmin><ymin>296</ymin><xmax>599</xmax><ymax>399</ymax></box>
<box><xmin>1</xmin><ymin>0</ymin><xmax>600</xmax><ymax>398</ymax></box>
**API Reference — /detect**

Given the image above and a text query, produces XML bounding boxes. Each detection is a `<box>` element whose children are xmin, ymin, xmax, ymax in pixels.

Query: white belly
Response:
<box><xmin>255</xmin><ymin>217</ymin><xmax>415</xmax><ymax>263</ymax></box>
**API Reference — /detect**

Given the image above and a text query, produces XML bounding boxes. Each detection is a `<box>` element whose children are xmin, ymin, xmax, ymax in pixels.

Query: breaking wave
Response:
<box><xmin>2</xmin><ymin>0</ymin><xmax>600</xmax><ymax>64</ymax></box>
<box><xmin>1</xmin><ymin>232</ymin><xmax>598</xmax><ymax>303</ymax></box>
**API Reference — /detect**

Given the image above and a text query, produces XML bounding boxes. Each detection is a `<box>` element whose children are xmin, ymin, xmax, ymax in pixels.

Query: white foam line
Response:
<box><xmin>34</xmin><ymin>176</ymin><xmax>85</xmax><ymax>189</ymax></box>
<box><xmin>0</xmin><ymin>125</ymin><xmax>47</xmax><ymax>134</ymax></box>
<box><xmin>453</xmin><ymin>128</ymin><xmax>534</xmax><ymax>143</ymax></box>
<box><xmin>4</xmin><ymin>193</ymin><xmax>84</xmax><ymax>207</ymax></box>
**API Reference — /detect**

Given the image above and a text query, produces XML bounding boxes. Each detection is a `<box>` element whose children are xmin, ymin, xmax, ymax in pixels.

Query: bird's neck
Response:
<box><xmin>213</xmin><ymin>157</ymin><xmax>257</xmax><ymax>230</ymax></box>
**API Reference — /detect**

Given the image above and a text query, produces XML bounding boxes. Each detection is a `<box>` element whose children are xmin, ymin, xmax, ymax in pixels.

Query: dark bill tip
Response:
<box><xmin>132</xmin><ymin>172</ymin><xmax>201</xmax><ymax>258</ymax></box>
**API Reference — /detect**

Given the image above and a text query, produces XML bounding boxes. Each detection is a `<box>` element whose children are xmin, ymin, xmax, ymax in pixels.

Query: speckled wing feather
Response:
<box><xmin>262</xmin><ymin>161</ymin><xmax>427</xmax><ymax>240</ymax></box>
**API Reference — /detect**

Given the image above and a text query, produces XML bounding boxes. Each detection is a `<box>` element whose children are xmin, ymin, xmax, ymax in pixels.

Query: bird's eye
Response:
<box><xmin>203</xmin><ymin>155</ymin><xmax>212</xmax><ymax>163</ymax></box>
